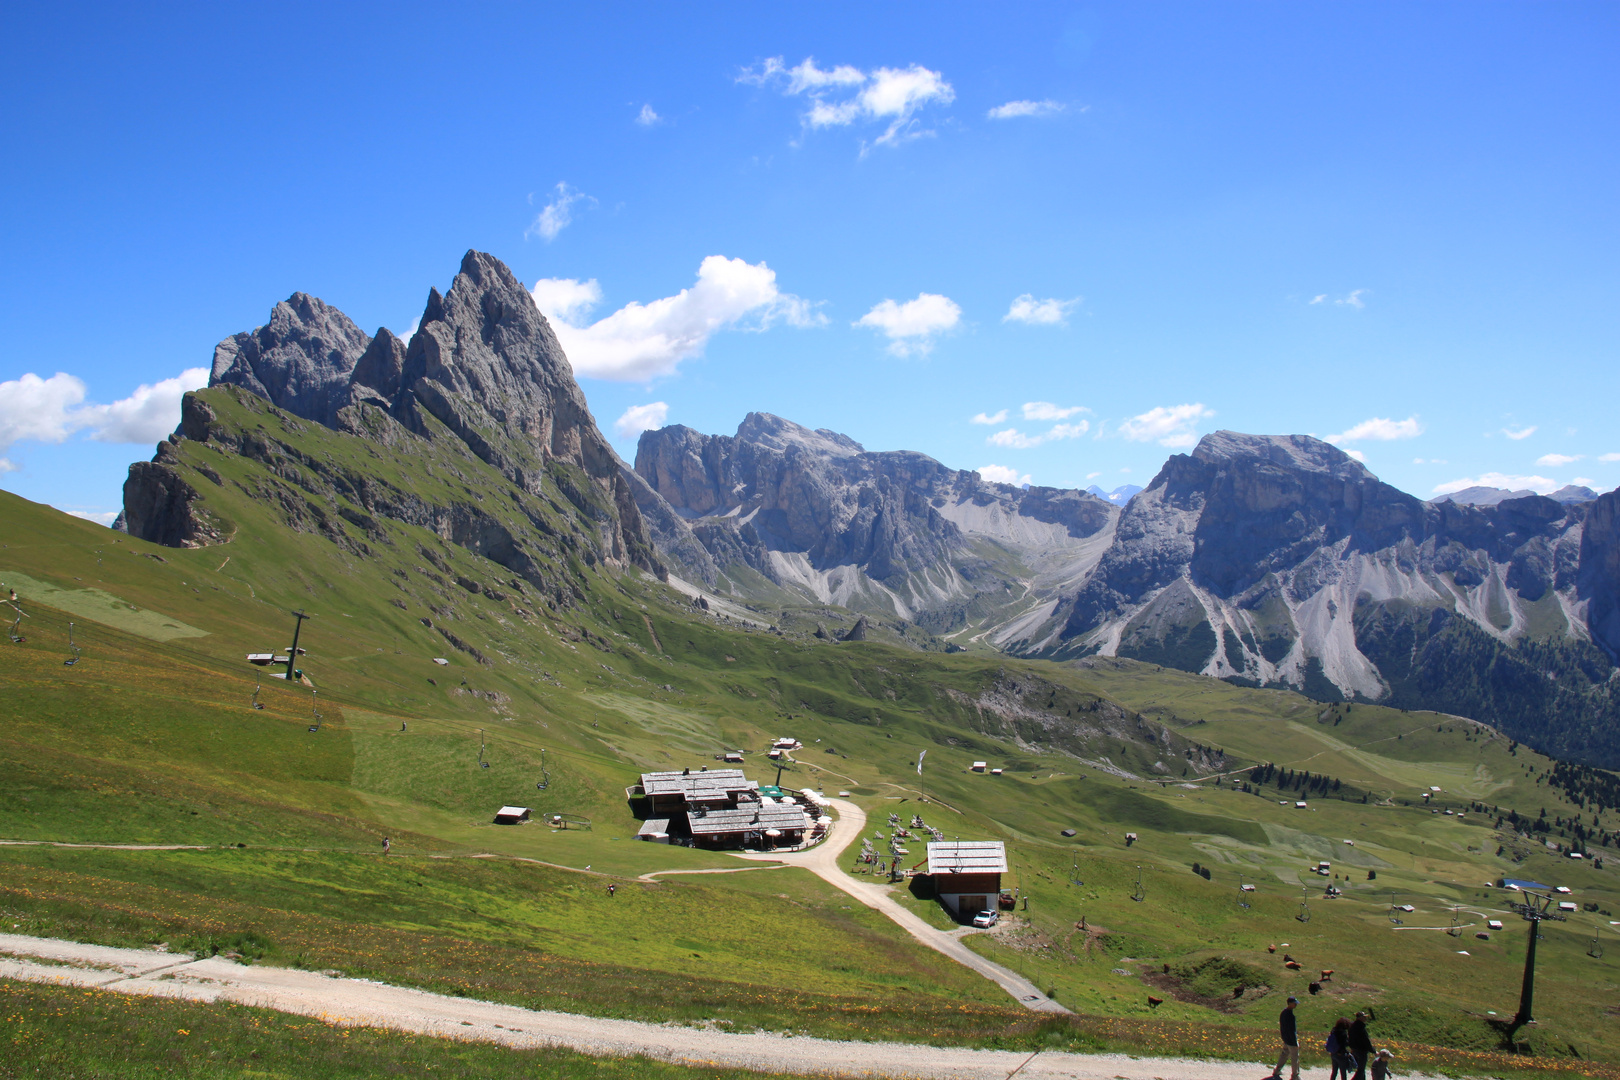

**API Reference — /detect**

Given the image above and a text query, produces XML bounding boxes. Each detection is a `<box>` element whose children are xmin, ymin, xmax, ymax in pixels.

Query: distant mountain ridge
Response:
<box><xmin>633</xmin><ymin>413</ymin><xmax>1116</xmax><ymax>635</ymax></box>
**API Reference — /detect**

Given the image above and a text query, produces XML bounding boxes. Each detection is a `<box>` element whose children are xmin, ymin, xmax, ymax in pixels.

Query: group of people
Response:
<box><xmin>1275</xmin><ymin>997</ymin><xmax>1393</xmax><ymax>1080</ymax></box>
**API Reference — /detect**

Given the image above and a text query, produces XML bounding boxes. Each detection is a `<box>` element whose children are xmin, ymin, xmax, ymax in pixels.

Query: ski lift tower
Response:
<box><xmin>1509</xmin><ymin>889</ymin><xmax>1566</xmax><ymax>1028</ymax></box>
<box><xmin>284</xmin><ymin>609</ymin><xmax>311</xmax><ymax>683</ymax></box>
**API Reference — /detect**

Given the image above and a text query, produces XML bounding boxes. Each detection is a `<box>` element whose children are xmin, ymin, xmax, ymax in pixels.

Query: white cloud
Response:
<box><xmin>986</xmin><ymin>420</ymin><xmax>1089</xmax><ymax>449</ymax></box>
<box><xmin>66</xmin><ymin>509</ymin><xmax>119</xmax><ymax>526</ymax></box>
<box><xmin>1117</xmin><ymin>403</ymin><xmax>1214</xmax><ymax>448</ymax></box>
<box><xmin>855</xmin><ymin>293</ymin><xmax>961</xmax><ymax>356</ymax></box>
<box><xmin>525</xmin><ymin>182</ymin><xmax>596</xmax><ymax>242</ymax></box>
<box><xmin>739</xmin><ymin>56</ymin><xmax>954</xmax><ymax>149</ymax></box>
<box><xmin>970</xmin><ymin>409</ymin><xmax>1008</xmax><ymax>425</ymax></box>
<box><xmin>532</xmin><ymin>255</ymin><xmax>821</xmax><ymax>382</ymax></box>
<box><xmin>1502</xmin><ymin>425</ymin><xmax>1537</xmax><ymax>440</ymax></box>
<box><xmin>988</xmin><ymin>428</ymin><xmax>1040</xmax><ymax>449</ymax></box>
<box><xmin>1022</xmin><ymin>401</ymin><xmax>1087</xmax><ymax>421</ymax></box>
<box><xmin>79</xmin><ymin>368</ymin><xmax>210</xmax><ymax>444</ymax></box>
<box><xmin>1310</xmin><ymin>290</ymin><xmax>1368</xmax><ymax>308</ymax></box>
<box><xmin>613</xmin><ymin>402</ymin><xmax>669</xmax><ymax>440</ymax></box>
<box><xmin>977</xmin><ymin>464</ymin><xmax>1031</xmax><ymax>486</ymax></box>
<box><xmin>1086</xmin><ymin>471</ymin><xmax>1101</xmax><ymax>480</ymax></box>
<box><xmin>1536</xmin><ymin>453</ymin><xmax>1581</xmax><ymax>467</ymax></box>
<box><xmin>987</xmin><ymin>99</ymin><xmax>1064</xmax><ymax>120</ymax></box>
<box><xmin>1325</xmin><ymin>416</ymin><xmax>1424</xmax><ymax>444</ymax></box>
<box><xmin>1433</xmin><ymin>472</ymin><xmax>1558</xmax><ymax>496</ymax></box>
<box><xmin>1343</xmin><ymin>449</ymin><xmax>1368</xmax><ymax>463</ymax></box>
<box><xmin>1600</xmin><ymin>452</ymin><xmax>1620</xmax><ymax>463</ymax></box>
<box><xmin>1573</xmin><ymin>477</ymin><xmax>1594</xmax><ymax>487</ymax></box>
<box><xmin>0</xmin><ymin>367</ymin><xmax>208</xmax><ymax>467</ymax></box>
<box><xmin>1004</xmin><ymin>294</ymin><xmax>1080</xmax><ymax>326</ymax></box>
<box><xmin>635</xmin><ymin>104</ymin><xmax>661</xmax><ymax>126</ymax></box>
<box><xmin>530</xmin><ymin>277</ymin><xmax>604</xmax><ymax>325</ymax></box>
<box><xmin>1412</xmin><ymin>457</ymin><xmax>1449</xmax><ymax>465</ymax></box>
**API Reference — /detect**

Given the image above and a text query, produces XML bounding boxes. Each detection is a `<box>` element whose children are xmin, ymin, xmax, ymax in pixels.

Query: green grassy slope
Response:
<box><xmin>3</xmin><ymin>399</ymin><xmax>1619</xmax><ymax>1071</ymax></box>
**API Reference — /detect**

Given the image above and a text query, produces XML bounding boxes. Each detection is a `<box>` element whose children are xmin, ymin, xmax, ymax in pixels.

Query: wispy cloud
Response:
<box><xmin>1326</xmin><ymin>416</ymin><xmax>1423</xmax><ymax>444</ymax></box>
<box><xmin>525</xmin><ymin>182</ymin><xmax>596</xmax><ymax>242</ymax></box>
<box><xmin>1433</xmin><ymin>472</ymin><xmax>1558</xmax><ymax>496</ymax></box>
<box><xmin>1601</xmin><ymin>452</ymin><xmax>1620</xmax><ymax>463</ymax></box>
<box><xmin>739</xmin><ymin>56</ymin><xmax>954</xmax><ymax>150</ymax></box>
<box><xmin>1502</xmin><ymin>425</ymin><xmax>1537</xmax><ymax>441</ymax></box>
<box><xmin>635</xmin><ymin>104</ymin><xmax>661</xmax><ymax>126</ymax></box>
<box><xmin>1117</xmin><ymin>403</ymin><xmax>1214</xmax><ymax>448</ymax></box>
<box><xmin>970</xmin><ymin>409</ymin><xmax>1008</xmax><ymax>425</ymax></box>
<box><xmin>987</xmin><ymin>421</ymin><xmax>1089</xmax><ymax>449</ymax></box>
<box><xmin>1004</xmin><ymin>294</ymin><xmax>1080</xmax><ymax>326</ymax></box>
<box><xmin>977</xmin><ymin>464</ymin><xmax>1031</xmax><ymax>486</ymax></box>
<box><xmin>1343</xmin><ymin>449</ymin><xmax>1368</xmax><ymax>463</ymax></box>
<box><xmin>1022</xmin><ymin>402</ymin><xmax>1088</xmax><ymax>421</ymax></box>
<box><xmin>1309</xmin><ymin>289</ymin><xmax>1369</xmax><ymax>309</ymax></box>
<box><xmin>987</xmin><ymin>99</ymin><xmax>1064</xmax><ymax>120</ymax></box>
<box><xmin>1536</xmin><ymin>453</ymin><xmax>1582</xmax><ymax>467</ymax></box>
<box><xmin>614</xmin><ymin>402</ymin><xmax>668</xmax><ymax>440</ymax></box>
<box><xmin>532</xmin><ymin>256</ymin><xmax>822</xmax><ymax>381</ymax></box>
<box><xmin>0</xmin><ymin>367</ymin><xmax>210</xmax><ymax>471</ymax></box>
<box><xmin>855</xmin><ymin>293</ymin><xmax>961</xmax><ymax>356</ymax></box>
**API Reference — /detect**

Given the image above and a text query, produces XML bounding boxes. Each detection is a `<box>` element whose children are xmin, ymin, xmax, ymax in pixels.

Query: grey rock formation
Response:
<box><xmin>125</xmin><ymin>250</ymin><xmax>661</xmax><ymax>576</ymax></box>
<box><xmin>634</xmin><ymin>412</ymin><xmax>1117</xmax><ymax>632</ymax></box>
<box><xmin>210</xmin><ymin>293</ymin><xmax>372</xmax><ymax>428</ymax></box>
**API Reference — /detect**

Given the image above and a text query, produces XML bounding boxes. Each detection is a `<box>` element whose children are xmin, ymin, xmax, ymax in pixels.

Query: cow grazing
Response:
<box><xmin>1285</xmin><ymin>960</ymin><xmax>1302</xmax><ymax>970</ymax></box>
<box><xmin>1320</xmin><ymin>969</ymin><xmax>1334</xmax><ymax>980</ymax></box>
<box><xmin>1268</xmin><ymin>945</ymin><xmax>1277</xmax><ymax>953</ymax></box>
<box><xmin>1308</xmin><ymin>982</ymin><xmax>1322</xmax><ymax>995</ymax></box>
<box><xmin>1147</xmin><ymin>996</ymin><xmax>1164</xmax><ymax>1009</ymax></box>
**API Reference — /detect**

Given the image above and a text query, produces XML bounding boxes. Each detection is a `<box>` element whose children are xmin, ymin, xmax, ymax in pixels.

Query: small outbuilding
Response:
<box><xmin>493</xmin><ymin>806</ymin><xmax>531</xmax><ymax>825</ymax></box>
<box><xmin>924</xmin><ymin>840</ymin><xmax>1008</xmax><ymax>919</ymax></box>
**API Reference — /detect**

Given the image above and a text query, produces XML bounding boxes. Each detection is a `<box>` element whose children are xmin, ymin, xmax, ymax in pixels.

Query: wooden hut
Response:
<box><xmin>925</xmin><ymin>840</ymin><xmax>1008</xmax><ymax>918</ymax></box>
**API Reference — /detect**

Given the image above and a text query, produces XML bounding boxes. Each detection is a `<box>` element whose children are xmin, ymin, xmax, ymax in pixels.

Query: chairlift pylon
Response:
<box><xmin>1237</xmin><ymin>873</ymin><xmax>1251</xmax><ymax>909</ymax></box>
<box><xmin>537</xmin><ymin>747</ymin><xmax>550</xmax><ymax>790</ymax></box>
<box><xmin>63</xmin><ymin>621</ymin><xmax>81</xmax><ymax>665</ymax></box>
<box><xmin>1388</xmin><ymin>889</ymin><xmax>1403</xmax><ymax>926</ymax></box>
<box><xmin>7</xmin><ymin>602</ymin><xmax>26</xmax><ymax>644</ymax></box>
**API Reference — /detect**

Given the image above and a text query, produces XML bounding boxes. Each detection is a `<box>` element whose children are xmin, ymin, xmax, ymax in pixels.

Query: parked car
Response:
<box><xmin>971</xmin><ymin>910</ymin><xmax>999</xmax><ymax>928</ymax></box>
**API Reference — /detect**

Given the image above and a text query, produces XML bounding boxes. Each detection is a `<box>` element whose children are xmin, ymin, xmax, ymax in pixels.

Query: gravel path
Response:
<box><xmin>737</xmin><ymin>800</ymin><xmax>1067</xmax><ymax>1014</ymax></box>
<box><xmin>1</xmin><ymin>932</ymin><xmax>1364</xmax><ymax>1079</ymax></box>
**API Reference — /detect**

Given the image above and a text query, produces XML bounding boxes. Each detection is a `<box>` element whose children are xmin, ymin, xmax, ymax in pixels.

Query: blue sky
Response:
<box><xmin>3</xmin><ymin>3</ymin><xmax>1617</xmax><ymax>524</ymax></box>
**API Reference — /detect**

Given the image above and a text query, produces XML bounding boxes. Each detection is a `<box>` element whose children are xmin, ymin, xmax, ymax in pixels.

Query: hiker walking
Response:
<box><xmin>381</xmin><ymin>837</ymin><xmax>391</xmax><ymax>854</ymax></box>
<box><xmin>1348</xmin><ymin>1011</ymin><xmax>1375</xmax><ymax>1080</ymax></box>
<box><xmin>1327</xmin><ymin>1017</ymin><xmax>1353</xmax><ymax>1080</ymax></box>
<box><xmin>607</xmin><ymin>883</ymin><xmax>616</xmax><ymax>897</ymax></box>
<box><xmin>1270</xmin><ymin>995</ymin><xmax>1301</xmax><ymax>1080</ymax></box>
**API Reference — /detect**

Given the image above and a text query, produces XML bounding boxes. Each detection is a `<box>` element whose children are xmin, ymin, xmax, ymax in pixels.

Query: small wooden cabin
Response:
<box><xmin>925</xmin><ymin>840</ymin><xmax>1008</xmax><ymax>918</ymax></box>
<box><xmin>493</xmin><ymin>806</ymin><xmax>531</xmax><ymax>825</ymax></box>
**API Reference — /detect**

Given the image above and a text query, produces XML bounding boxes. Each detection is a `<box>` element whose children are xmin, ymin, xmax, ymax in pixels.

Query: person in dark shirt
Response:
<box><xmin>1349</xmin><ymin>1011</ymin><xmax>1375</xmax><ymax>1080</ymax></box>
<box><xmin>1271</xmin><ymin>995</ymin><xmax>1300</xmax><ymax>1080</ymax></box>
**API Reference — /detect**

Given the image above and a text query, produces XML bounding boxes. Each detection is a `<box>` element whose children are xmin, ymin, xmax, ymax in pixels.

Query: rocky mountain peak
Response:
<box><xmin>734</xmin><ymin>412</ymin><xmax>864</xmax><ymax>457</ymax></box>
<box><xmin>1189</xmin><ymin>430</ymin><xmax>1374</xmax><ymax>481</ymax></box>
<box><xmin>128</xmin><ymin>249</ymin><xmax>661</xmax><ymax>576</ymax></box>
<box><xmin>209</xmin><ymin>291</ymin><xmax>372</xmax><ymax>428</ymax></box>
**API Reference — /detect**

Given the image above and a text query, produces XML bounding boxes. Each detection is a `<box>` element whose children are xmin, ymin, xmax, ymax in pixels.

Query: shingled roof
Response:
<box><xmin>687</xmin><ymin>802</ymin><xmax>809</xmax><ymax>836</ymax></box>
<box><xmin>640</xmin><ymin>769</ymin><xmax>757</xmax><ymax>804</ymax></box>
<box><xmin>926</xmin><ymin>840</ymin><xmax>1008</xmax><ymax>875</ymax></box>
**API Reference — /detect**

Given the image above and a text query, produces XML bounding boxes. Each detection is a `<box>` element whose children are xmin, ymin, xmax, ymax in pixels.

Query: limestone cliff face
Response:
<box><xmin>1027</xmin><ymin>430</ymin><xmax>1619</xmax><ymax>765</ymax></box>
<box><xmin>634</xmin><ymin>412</ymin><xmax>1116</xmax><ymax>626</ymax></box>
<box><xmin>121</xmin><ymin>251</ymin><xmax>660</xmax><ymax>577</ymax></box>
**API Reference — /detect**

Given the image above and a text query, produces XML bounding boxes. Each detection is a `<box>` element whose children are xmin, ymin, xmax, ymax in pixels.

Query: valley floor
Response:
<box><xmin>0</xmin><ymin>932</ymin><xmax>1439</xmax><ymax>1080</ymax></box>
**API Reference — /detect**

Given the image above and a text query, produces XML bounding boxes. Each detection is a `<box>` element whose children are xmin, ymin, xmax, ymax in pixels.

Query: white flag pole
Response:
<box><xmin>917</xmin><ymin>750</ymin><xmax>926</xmax><ymax>776</ymax></box>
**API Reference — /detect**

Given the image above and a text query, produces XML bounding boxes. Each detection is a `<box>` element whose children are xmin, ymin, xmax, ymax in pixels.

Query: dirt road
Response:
<box><xmin>734</xmin><ymin>799</ymin><xmax>1067</xmax><ymax>1013</ymax></box>
<box><xmin>2</xmin><ymin>932</ymin><xmax>1358</xmax><ymax>1079</ymax></box>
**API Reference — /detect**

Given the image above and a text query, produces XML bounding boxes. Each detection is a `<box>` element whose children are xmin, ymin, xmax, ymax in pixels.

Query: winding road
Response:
<box><xmin>736</xmin><ymin>799</ymin><xmax>1068</xmax><ymax>1014</ymax></box>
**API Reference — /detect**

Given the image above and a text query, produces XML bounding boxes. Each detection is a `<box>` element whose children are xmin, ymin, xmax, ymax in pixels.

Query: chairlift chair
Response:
<box><xmin>1297</xmin><ymin>885</ymin><xmax>1311</xmax><ymax>923</ymax></box>
<box><xmin>1131</xmin><ymin>865</ymin><xmax>1145</xmax><ymax>903</ymax></box>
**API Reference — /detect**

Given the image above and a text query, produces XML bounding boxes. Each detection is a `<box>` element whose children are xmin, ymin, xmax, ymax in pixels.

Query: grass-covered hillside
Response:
<box><xmin>2</xmin><ymin>388</ymin><xmax>1618</xmax><ymax>1075</ymax></box>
